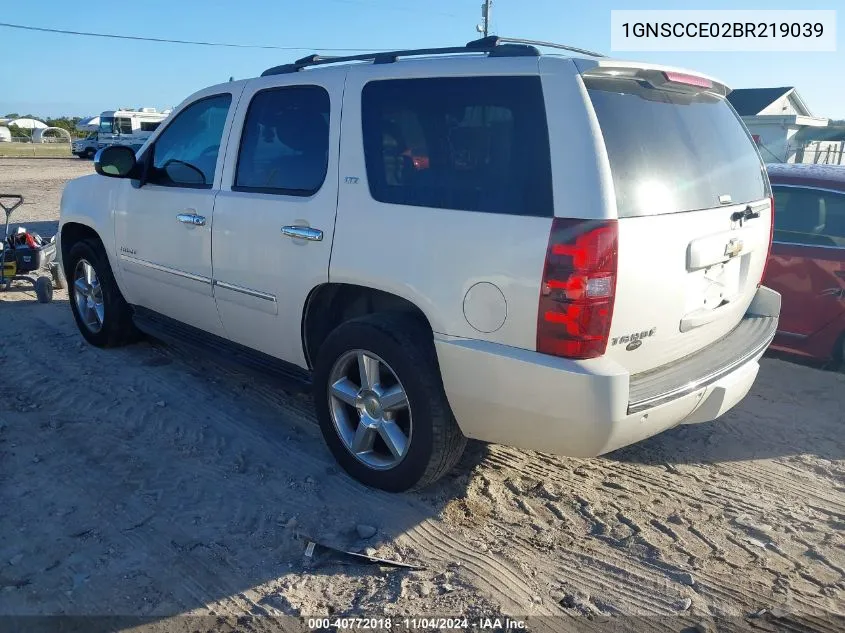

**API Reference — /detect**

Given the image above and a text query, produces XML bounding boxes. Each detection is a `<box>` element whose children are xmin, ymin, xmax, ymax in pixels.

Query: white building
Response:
<box><xmin>727</xmin><ymin>87</ymin><xmax>843</xmax><ymax>165</ymax></box>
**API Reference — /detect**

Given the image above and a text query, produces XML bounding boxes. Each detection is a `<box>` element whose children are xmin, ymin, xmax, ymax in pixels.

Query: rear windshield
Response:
<box><xmin>585</xmin><ymin>76</ymin><xmax>767</xmax><ymax>218</ymax></box>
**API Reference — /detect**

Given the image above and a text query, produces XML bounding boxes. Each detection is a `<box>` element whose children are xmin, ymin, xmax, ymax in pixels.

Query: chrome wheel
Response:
<box><xmin>327</xmin><ymin>349</ymin><xmax>412</xmax><ymax>470</ymax></box>
<box><xmin>73</xmin><ymin>259</ymin><xmax>104</xmax><ymax>333</ymax></box>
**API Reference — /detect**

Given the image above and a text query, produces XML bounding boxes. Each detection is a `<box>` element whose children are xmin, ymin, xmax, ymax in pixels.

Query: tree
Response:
<box><xmin>7</xmin><ymin>124</ymin><xmax>31</xmax><ymax>140</ymax></box>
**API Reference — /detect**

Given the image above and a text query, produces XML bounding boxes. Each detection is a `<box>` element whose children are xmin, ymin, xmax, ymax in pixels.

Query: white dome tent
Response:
<box><xmin>33</xmin><ymin>127</ymin><xmax>71</xmax><ymax>143</ymax></box>
<box><xmin>7</xmin><ymin>117</ymin><xmax>48</xmax><ymax>130</ymax></box>
<box><xmin>76</xmin><ymin>116</ymin><xmax>101</xmax><ymax>132</ymax></box>
<box><xmin>0</xmin><ymin>127</ymin><xmax>11</xmax><ymax>142</ymax></box>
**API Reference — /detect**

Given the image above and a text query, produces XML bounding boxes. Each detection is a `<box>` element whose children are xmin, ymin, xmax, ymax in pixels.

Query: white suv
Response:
<box><xmin>58</xmin><ymin>37</ymin><xmax>780</xmax><ymax>491</ymax></box>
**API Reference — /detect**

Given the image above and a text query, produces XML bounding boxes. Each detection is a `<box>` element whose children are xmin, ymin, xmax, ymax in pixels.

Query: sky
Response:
<box><xmin>0</xmin><ymin>0</ymin><xmax>842</xmax><ymax>119</ymax></box>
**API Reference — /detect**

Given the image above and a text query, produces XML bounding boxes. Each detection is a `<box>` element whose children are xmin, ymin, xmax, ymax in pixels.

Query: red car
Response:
<box><xmin>764</xmin><ymin>163</ymin><xmax>845</xmax><ymax>365</ymax></box>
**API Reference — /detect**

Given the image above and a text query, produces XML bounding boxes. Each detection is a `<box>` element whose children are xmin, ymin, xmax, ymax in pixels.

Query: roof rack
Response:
<box><xmin>484</xmin><ymin>36</ymin><xmax>605</xmax><ymax>59</ymax></box>
<box><xmin>260</xmin><ymin>35</ymin><xmax>604</xmax><ymax>76</ymax></box>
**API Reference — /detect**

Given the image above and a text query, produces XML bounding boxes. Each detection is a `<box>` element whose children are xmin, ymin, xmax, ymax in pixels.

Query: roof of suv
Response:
<box><xmin>260</xmin><ymin>36</ymin><xmax>604</xmax><ymax>76</ymax></box>
<box><xmin>252</xmin><ymin>35</ymin><xmax>728</xmax><ymax>97</ymax></box>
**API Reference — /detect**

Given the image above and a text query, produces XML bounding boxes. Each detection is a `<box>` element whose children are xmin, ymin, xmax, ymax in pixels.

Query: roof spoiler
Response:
<box><xmin>576</xmin><ymin>59</ymin><xmax>729</xmax><ymax>97</ymax></box>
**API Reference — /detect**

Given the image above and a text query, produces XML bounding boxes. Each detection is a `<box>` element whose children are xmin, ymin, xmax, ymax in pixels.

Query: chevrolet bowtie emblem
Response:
<box><xmin>724</xmin><ymin>238</ymin><xmax>744</xmax><ymax>258</ymax></box>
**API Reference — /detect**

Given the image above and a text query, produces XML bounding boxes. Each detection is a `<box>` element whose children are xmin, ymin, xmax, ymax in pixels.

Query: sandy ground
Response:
<box><xmin>1</xmin><ymin>159</ymin><xmax>844</xmax><ymax>632</ymax></box>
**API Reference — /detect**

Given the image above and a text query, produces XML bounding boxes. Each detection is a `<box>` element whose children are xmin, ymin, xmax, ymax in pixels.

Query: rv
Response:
<box><xmin>95</xmin><ymin>108</ymin><xmax>170</xmax><ymax>152</ymax></box>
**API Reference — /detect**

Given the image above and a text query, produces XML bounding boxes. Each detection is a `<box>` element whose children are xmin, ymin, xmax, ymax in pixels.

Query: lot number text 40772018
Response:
<box><xmin>307</xmin><ymin>617</ymin><xmax>527</xmax><ymax>630</ymax></box>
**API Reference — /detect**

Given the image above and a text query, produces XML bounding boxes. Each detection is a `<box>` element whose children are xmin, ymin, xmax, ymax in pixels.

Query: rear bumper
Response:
<box><xmin>435</xmin><ymin>286</ymin><xmax>780</xmax><ymax>457</ymax></box>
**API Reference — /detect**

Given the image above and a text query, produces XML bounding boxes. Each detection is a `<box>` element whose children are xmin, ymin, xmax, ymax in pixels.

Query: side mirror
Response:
<box><xmin>94</xmin><ymin>145</ymin><xmax>137</xmax><ymax>178</ymax></box>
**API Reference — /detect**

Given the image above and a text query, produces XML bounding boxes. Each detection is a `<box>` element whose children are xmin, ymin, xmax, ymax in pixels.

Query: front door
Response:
<box><xmin>211</xmin><ymin>75</ymin><xmax>342</xmax><ymax>366</ymax></box>
<box><xmin>115</xmin><ymin>89</ymin><xmax>241</xmax><ymax>336</ymax></box>
<box><xmin>767</xmin><ymin>184</ymin><xmax>845</xmax><ymax>341</ymax></box>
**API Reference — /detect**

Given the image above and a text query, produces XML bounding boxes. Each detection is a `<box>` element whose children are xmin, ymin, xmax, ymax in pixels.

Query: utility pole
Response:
<box><xmin>476</xmin><ymin>0</ymin><xmax>492</xmax><ymax>37</ymax></box>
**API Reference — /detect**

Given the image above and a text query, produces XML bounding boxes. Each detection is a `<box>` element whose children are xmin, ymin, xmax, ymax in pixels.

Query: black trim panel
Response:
<box><xmin>131</xmin><ymin>306</ymin><xmax>311</xmax><ymax>393</ymax></box>
<box><xmin>231</xmin><ymin>185</ymin><xmax>316</xmax><ymax>197</ymax></box>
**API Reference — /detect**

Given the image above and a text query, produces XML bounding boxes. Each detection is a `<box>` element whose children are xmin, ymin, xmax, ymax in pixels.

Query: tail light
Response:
<box><xmin>537</xmin><ymin>219</ymin><xmax>618</xmax><ymax>359</ymax></box>
<box><xmin>759</xmin><ymin>195</ymin><xmax>775</xmax><ymax>285</ymax></box>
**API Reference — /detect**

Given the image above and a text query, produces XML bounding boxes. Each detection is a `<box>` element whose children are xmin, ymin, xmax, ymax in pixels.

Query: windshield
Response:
<box><xmin>86</xmin><ymin>131</ymin><xmax>97</xmax><ymax>140</ymax></box>
<box><xmin>98</xmin><ymin>116</ymin><xmax>116</xmax><ymax>134</ymax></box>
<box><xmin>585</xmin><ymin>76</ymin><xmax>768</xmax><ymax>217</ymax></box>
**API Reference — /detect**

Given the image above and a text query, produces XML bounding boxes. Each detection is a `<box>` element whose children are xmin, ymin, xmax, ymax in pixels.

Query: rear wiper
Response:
<box><xmin>731</xmin><ymin>205</ymin><xmax>760</xmax><ymax>223</ymax></box>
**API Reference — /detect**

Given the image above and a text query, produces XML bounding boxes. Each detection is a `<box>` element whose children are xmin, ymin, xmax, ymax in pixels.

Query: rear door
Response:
<box><xmin>581</xmin><ymin>70</ymin><xmax>772</xmax><ymax>374</ymax></box>
<box><xmin>766</xmin><ymin>184</ymin><xmax>845</xmax><ymax>339</ymax></box>
<box><xmin>211</xmin><ymin>73</ymin><xmax>342</xmax><ymax>367</ymax></box>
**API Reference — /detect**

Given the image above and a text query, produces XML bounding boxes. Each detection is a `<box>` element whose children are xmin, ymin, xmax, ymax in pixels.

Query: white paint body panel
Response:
<box><xmin>212</xmin><ymin>71</ymin><xmax>346</xmax><ymax>366</ymax></box>
<box><xmin>606</xmin><ymin>201</ymin><xmax>772</xmax><ymax>374</ymax></box>
<box><xmin>113</xmin><ymin>83</ymin><xmax>246</xmax><ymax>337</ymax></box>
<box><xmin>333</xmin><ymin>57</ymin><xmax>553</xmax><ymax>349</ymax></box>
<box><xmin>58</xmin><ymin>174</ymin><xmax>125</xmax><ymax>288</ymax></box>
<box><xmin>435</xmin><ymin>332</ymin><xmax>763</xmax><ymax>457</ymax></box>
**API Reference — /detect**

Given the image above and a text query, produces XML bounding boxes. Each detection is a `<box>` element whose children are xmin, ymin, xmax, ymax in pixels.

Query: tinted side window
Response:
<box><xmin>117</xmin><ymin>118</ymin><xmax>133</xmax><ymax>134</ymax></box>
<box><xmin>361</xmin><ymin>76</ymin><xmax>553</xmax><ymax>217</ymax></box>
<box><xmin>234</xmin><ymin>86</ymin><xmax>330</xmax><ymax>196</ymax></box>
<box><xmin>773</xmin><ymin>185</ymin><xmax>845</xmax><ymax>247</ymax></box>
<box><xmin>148</xmin><ymin>94</ymin><xmax>232</xmax><ymax>189</ymax></box>
<box><xmin>140</xmin><ymin>121</ymin><xmax>161</xmax><ymax>132</ymax></box>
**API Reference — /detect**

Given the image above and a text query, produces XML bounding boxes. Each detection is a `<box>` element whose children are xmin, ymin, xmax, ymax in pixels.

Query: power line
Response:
<box><xmin>0</xmin><ymin>22</ymin><xmax>393</xmax><ymax>52</ymax></box>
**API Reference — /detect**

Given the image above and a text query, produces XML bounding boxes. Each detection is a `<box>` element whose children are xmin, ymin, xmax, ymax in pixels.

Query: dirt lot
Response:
<box><xmin>1</xmin><ymin>159</ymin><xmax>844</xmax><ymax>632</ymax></box>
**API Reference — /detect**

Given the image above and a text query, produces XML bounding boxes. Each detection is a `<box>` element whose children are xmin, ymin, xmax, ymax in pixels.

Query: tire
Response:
<box><xmin>85</xmin><ymin>148</ymin><xmax>96</xmax><ymax>159</ymax></box>
<box><xmin>35</xmin><ymin>276</ymin><xmax>53</xmax><ymax>303</ymax></box>
<box><xmin>313</xmin><ymin>312</ymin><xmax>466</xmax><ymax>492</ymax></box>
<box><xmin>50</xmin><ymin>262</ymin><xmax>66</xmax><ymax>290</ymax></box>
<box><xmin>66</xmin><ymin>239</ymin><xmax>140</xmax><ymax>347</ymax></box>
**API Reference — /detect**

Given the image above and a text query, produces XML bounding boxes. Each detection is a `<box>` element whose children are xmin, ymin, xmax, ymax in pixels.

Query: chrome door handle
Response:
<box><xmin>281</xmin><ymin>226</ymin><xmax>323</xmax><ymax>241</ymax></box>
<box><xmin>177</xmin><ymin>213</ymin><xmax>206</xmax><ymax>226</ymax></box>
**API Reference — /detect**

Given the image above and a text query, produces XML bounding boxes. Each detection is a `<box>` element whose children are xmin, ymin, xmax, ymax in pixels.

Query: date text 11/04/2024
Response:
<box><xmin>307</xmin><ymin>617</ymin><xmax>527</xmax><ymax>630</ymax></box>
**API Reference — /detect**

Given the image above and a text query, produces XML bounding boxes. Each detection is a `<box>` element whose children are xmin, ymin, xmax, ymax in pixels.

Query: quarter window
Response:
<box><xmin>116</xmin><ymin>118</ymin><xmax>133</xmax><ymax>134</ymax></box>
<box><xmin>147</xmin><ymin>94</ymin><xmax>232</xmax><ymax>189</ymax></box>
<box><xmin>773</xmin><ymin>185</ymin><xmax>845</xmax><ymax>247</ymax></box>
<box><xmin>234</xmin><ymin>86</ymin><xmax>330</xmax><ymax>195</ymax></box>
<box><xmin>361</xmin><ymin>76</ymin><xmax>553</xmax><ymax>217</ymax></box>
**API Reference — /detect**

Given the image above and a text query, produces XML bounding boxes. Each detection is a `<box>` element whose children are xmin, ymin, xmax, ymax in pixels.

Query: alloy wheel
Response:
<box><xmin>73</xmin><ymin>259</ymin><xmax>105</xmax><ymax>333</ymax></box>
<box><xmin>327</xmin><ymin>349</ymin><xmax>412</xmax><ymax>470</ymax></box>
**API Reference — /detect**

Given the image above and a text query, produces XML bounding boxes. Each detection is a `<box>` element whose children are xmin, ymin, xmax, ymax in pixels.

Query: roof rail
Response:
<box><xmin>475</xmin><ymin>36</ymin><xmax>605</xmax><ymax>59</ymax></box>
<box><xmin>260</xmin><ymin>35</ymin><xmax>603</xmax><ymax>76</ymax></box>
